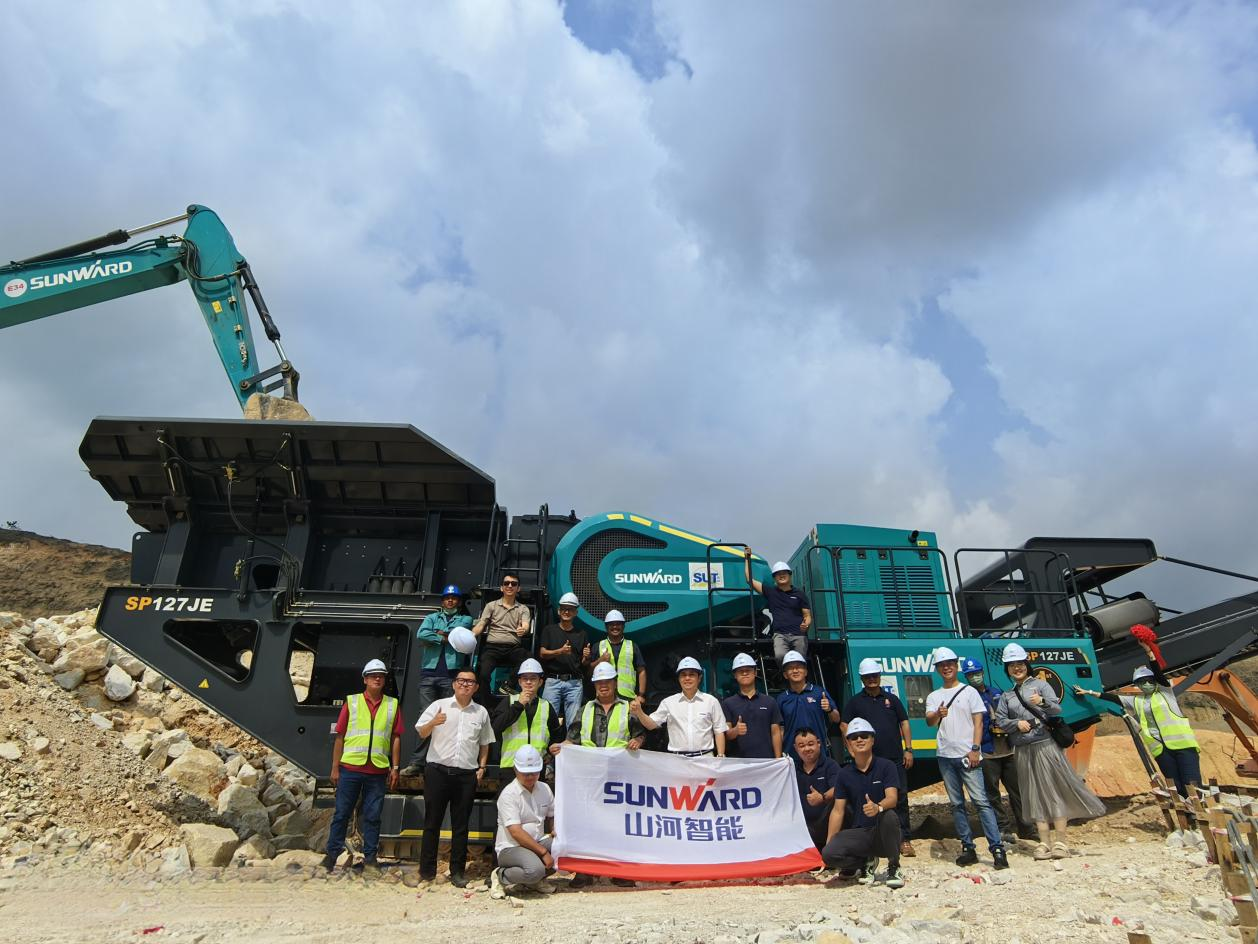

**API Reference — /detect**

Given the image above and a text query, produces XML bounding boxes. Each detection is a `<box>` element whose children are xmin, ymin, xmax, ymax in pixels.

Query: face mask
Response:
<box><xmin>966</xmin><ymin>674</ymin><xmax>984</xmax><ymax>687</ymax></box>
<box><xmin>1138</xmin><ymin>681</ymin><xmax>1157</xmax><ymax>695</ymax></box>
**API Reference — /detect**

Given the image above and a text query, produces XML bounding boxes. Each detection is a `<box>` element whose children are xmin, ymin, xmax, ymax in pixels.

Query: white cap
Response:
<box><xmin>676</xmin><ymin>656</ymin><xmax>703</xmax><ymax>674</ymax></box>
<box><xmin>731</xmin><ymin>653</ymin><xmax>757</xmax><ymax>671</ymax></box>
<box><xmin>591</xmin><ymin>662</ymin><xmax>618</xmax><ymax>682</ymax></box>
<box><xmin>362</xmin><ymin>659</ymin><xmax>388</xmax><ymax>676</ymax></box>
<box><xmin>1002</xmin><ymin>643</ymin><xmax>1029</xmax><ymax>663</ymax></box>
<box><xmin>846</xmin><ymin>717</ymin><xmax>875</xmax><ymax>737</ymax></box>
<box><xmin>558</xmin><ymin>592</ymin><xmax>580</xmax><ymax>608</ymax></box>
<box><xmin>517</xmin><ymin>658</ymin><xmax>543</xmax><ymax>676</ymax></box>
<box><xmin>605</xmin><ymin>609</ymin><xmax>626</xmax><ymax>624</ymax></box>
<box><xmin>513</xmin><ymin>744</ymin><xmax>544</xmax><ymax>774</ymax></box>
<box><xmin>857</xmin><ymin>658</ymin><xmax>882</xmax><ymax>676</ymax></box>
<box><xmin>771</xmin><ymin>561</ymin><xmax>792</xmax><ymax>574</ymax></box>
<box><xmin>781</xmin><ymin>650</ymin><xmax>807</xmax><ymax>667</ymax></box>
<box><xmin>448</xmin><ymin>626</ymin><xmax>478</xmax><ymax>655</ymax></box>
<box><xmin>1133</xmin><ymin>665</ymin><xmax>1155</xmax><ymax>682</ymax></box>
<box><xmin>932</xmin><ymin>646</ymin><xmax>959</xmax><ymax>667</ymax></box>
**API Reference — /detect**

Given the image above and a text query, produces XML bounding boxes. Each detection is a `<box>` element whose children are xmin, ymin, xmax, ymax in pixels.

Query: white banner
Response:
<box><xmin>553</xmin><ymin>746</ymin><xmax>822</xmax><ymax>881</ymax></box>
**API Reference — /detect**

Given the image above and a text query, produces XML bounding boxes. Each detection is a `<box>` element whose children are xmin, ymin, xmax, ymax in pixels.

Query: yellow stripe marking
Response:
<box><xmin>656</xmin><ymin>525</ymin><xmax>750</xmax><ymax>558</ymax></box>
<box><xmin>606</xmin><ymin>513</ymin><xmax>625</xmax><ymax>520</ymax></box>
<box><xmin>394</xmin><ymin>829</ymin><xmax>495</xmax><ymax>839</ymax></box>
<box><xmin>629</xmin><ymin>515</ymin><xmax>653</xmax><ymax>526</ymax></box>
<box><xmin>910</xmin><ymin>739</ymin><xmax>938</xmax><ymax>750</ymax></box>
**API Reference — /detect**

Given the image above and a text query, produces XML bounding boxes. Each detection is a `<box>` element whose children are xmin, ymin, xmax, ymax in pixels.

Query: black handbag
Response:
<box><xmin>1014</xmin><ymin>683</ymin><xmax>1075</xmax><ymax>749</ymax></box>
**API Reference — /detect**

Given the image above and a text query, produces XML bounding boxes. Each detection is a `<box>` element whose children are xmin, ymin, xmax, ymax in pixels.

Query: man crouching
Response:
<box><xmin>820</xmin><ymin>718</ymin><xmax>905</xmax><ymax>888</ymax></box>
<box><xmin>489</xmin><ymin>745</ymin><xmax>556</xmax><ymax>898</ymax></box>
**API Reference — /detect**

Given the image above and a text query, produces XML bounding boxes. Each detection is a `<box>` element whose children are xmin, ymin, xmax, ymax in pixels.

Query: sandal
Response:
<box><xmin>1033</xmin><ymin>842</ymin><xmax>1052</xmax><ymax>861</ymax></box>
<box><xmin>1051</xmin><ymin>841</ymin><xmax>1070</xmax><ymax>859</ymax></box>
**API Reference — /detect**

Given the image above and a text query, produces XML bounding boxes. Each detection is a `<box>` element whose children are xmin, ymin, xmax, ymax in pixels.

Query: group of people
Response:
<box><xmin>319</xmin><ymin>562</ymin><xmax>1205</xmax><ymax>896</ymax></box>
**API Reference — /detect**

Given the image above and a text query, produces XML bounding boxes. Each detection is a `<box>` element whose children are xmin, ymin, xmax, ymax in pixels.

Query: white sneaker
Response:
<box><xmin>532</xmin><ymin>880</ymin><xmax>557</xmax><ymax>894</ymax></box>
<box><xmin>858</xmin><ymin>859</ymin><xmax>879</xmax><ymax>885</ymax></box>
<box><xmin>489</xmin><ymin>867</ymin><xmax>506</xmax><ymax>900</ymax></box>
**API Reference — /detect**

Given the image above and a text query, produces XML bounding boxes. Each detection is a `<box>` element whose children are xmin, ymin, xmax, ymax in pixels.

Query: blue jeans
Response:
<box><xmin>326</xmin><ymin>769</ymin><xmax>388</xmax><ymax>860</ymax></box>
<box><xmin>543</xmin><ymin>677</ymin><xmax>583</xmax><ymax>724</ymax></box>
<box><xmin>938</xmin><ymin>756</ymin><xmax>1003</xmax><ymax>851</ymax></box>
<box><xmin>1156</xmin><ymin>747</ymin><xmax>1202</xmax><ymax>797</ymax></box>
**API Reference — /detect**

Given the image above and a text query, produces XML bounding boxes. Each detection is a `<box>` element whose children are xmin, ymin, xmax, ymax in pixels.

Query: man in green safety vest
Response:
<box><xmin>322</xmin><ymin>659</ymin><xmax>402</xmax><ymax>873</ymax></box>
<box><xmin>493</xmin><ymin>658</ymin><xmax>563</xmax><ymax>773</ymax></box>
<box><xmin>595</xmin><ymin>609</ymin><xmax>646</xmax><ymax>707</ymax></box>
<box><xmin>1075</xmin><ymin>637</ymin><xmax>1201</xmax><ymax>796</ymax></box>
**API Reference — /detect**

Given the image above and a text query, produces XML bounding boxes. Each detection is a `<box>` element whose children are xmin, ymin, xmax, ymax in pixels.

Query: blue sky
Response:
<box><xmin>2</xmin><ymin>1</ymin><xmax>1257</xmax><ymax>613</ymax></box>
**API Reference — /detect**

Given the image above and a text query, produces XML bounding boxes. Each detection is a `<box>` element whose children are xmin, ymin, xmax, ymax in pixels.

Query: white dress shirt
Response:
<box><xmin>416</xmin><ymin>696</ymin><xmax>495</xmax><ymax>769</ymax></box>
<box><xmin>649</xmin><ymin>691</ymin><xmax>729</xmax><ymax>753</ymax></box>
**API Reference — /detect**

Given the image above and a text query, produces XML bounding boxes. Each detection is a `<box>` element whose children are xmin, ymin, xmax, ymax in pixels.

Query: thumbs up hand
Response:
<box><xmin>1028</xmin><ymin>691</ymin><xmax>1044</xmax><ymax>706</ymax></box>
<box><xmin>862</xmin><ymin>794</ymin><xmax>880</xmax><ymax>818</ymax></box>
<box><xmin>582</xmin><ymin>643</ymin><xmax>591</xmax><ymax>661</ymax></box>
<box><xmin>561</xmin><ymin>640</ymin><xmax>572</xmax><ymax>653</ymax></box>
<box><xmin>820</xmin><ymin>695</ymin><xmax>831</xmax><ymax>712</ymax></box>
<box><xmin>806</xmin><ymin>785</ymin><xmax>824</xmax><ymax>807</ymax></box>
<box><xmin>432</xmin><ymin>707</ymin><xmax>447</xmax><ymax>727</ymax></box>
<box><xmin>734</xmin><ymin>716</ymin><xmax>748</xmax><ymax>736</ymax></box>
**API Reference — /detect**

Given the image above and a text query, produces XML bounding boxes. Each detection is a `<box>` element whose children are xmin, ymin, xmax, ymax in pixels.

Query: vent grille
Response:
<box><xmin>569</xmin><ymin>529</ymin><xmax>667</xmax><ymax>622</ymax></box>
<box><xmin>879</xmin><ymin>564</ymin><xmax>944</xmax><ymax>627</ymax></box>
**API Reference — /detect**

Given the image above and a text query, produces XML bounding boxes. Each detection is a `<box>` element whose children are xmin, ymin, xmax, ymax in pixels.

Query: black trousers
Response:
<box><xmin>420</xmin><ymin>763</ymin><xmax>477</xmax><ymax>878</ymax></box>
<box><xmin>982</xmin><ymin>753</ymin><xmax>1030</xmax><ymax>834</ymax></box>
<box><xmin>478</xmin><ymin>642</ymin><xmax>531</xmax><ymax>695</ymax></box>
<box><xmin>805</xmin><ymin>810</ymin><xmax>832</xmax><ymax>850</ymax></box>
<box><xmin>820</xmin><ymin>810</ymin><xmax>901</xmax><ymax>871</ymax></box>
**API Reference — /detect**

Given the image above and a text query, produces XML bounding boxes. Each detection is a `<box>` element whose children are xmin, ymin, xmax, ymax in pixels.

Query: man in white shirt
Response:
<box><xmin>415</xmin><ymin>667</ymin><xmax>496</xmax><ymax>886</ymax></box>
<box><xmin>632</xmin><ymin>657</ymin><xmax>728</xmax><ymax>756</ymax></box>
<box><xmin>489</xmin><ymin>745</ymin><xmax>555</xmax><ymax>900</ymax></box>
<box><xmin>924</xmin><ymin>646</ymin><xmax>1007</xmax><ymax>870</ymax></box>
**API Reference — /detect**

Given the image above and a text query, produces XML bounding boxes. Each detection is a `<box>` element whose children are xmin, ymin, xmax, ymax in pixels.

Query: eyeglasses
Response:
<box><xmin>846</xmin><ymin>733</ymin><xmax>873</xmax><ymax>741</ymax></box>
<box><xmin>502</xmin><ymin>581</ymin><xmax>520</xmax><ymax>587</ymax></box>
<box><xmin>559</xmin><ymin>605</ymin><xmax>577</xmax><ymax>611</ymax></box>
<box><xmin>453</xmin><ymin>678</ymin><xmax>477</xmax><ymax>686</ymax></box>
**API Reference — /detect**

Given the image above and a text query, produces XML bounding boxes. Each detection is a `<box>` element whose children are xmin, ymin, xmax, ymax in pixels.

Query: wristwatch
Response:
<box><xmin>970</xmin><ymin>744</ymin><xmax>980</xmax><ymax>752</ymax></box>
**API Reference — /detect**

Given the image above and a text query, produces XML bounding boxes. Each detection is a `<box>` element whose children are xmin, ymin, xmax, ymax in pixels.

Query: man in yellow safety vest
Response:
<box><xmin>595</xmin><ymin>610</ymin><xmax>646</xmax><ymax>707</ymax></box>
<box><xmin>322</xmin><ymin>659</ymin><xmax>402</xmax><ymax>872</ymax></box>
<box><xmin>493</xmin><ymin>659</ymin><xmax>563</xmax><ymax>773</ymax></box>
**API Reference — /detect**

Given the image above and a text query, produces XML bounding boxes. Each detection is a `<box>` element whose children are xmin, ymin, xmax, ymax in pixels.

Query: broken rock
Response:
<box><xmin>52</xmin><ymin>638</ymin><xmax>109</xmax><ymax>675</ymax></box>
<box><xmin>179</xmin><ymin>823</ymin><xmax>239</xmax><ymax>868</ymax></box>
<box><xmin>0</xmin><ymin>742</ymin><xmax>22</xmax><ymax>761</ymax></box>
<box><xmin>163</xmin><ymin>747</ymin><xmax>227</xmax><ymax>800</ymax></box>
<box><xmin>53</xmin><ymin>669</ymin><xmax>85</xmax><ymax>691</ymax></box>
<box><xmin>104</xmin><ymin>664</ymin><xmax>137</xmax><ymax>701</ymax></box>
<box><xmin>218</xmin><ymin>782</ymin><xmax>271</xmax><ymax>837</ymax></box>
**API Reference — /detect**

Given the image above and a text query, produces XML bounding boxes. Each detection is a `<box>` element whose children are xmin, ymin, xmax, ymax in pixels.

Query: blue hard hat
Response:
<box><xmin>441</xmin><ymin>584</ymin><xmax>463</xmax><ymax>597</ymax></box>
<box><xmin>961</xmin><ymin>657</ymin><xmax>983</xmax><ymax>674</ymax></box>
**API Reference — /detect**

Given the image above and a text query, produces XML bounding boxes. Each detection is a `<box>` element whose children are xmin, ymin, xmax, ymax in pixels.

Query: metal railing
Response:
<box><xmin>953</xmin><ymin>547</ymin><xmax>1085</xmax><ymax>637</ymax></box>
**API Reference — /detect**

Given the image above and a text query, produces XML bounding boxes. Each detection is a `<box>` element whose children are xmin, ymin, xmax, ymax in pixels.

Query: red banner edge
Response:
<box><xmin>556</xmin><ymin>848</ymin><xmax>824</xmax><ymax>882</ymax></box>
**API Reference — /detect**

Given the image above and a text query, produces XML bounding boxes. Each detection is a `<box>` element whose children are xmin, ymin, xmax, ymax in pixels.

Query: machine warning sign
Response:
<box><xmin>688</xmin><ymin>562</ymin><xmax>725</xmax><ymax>591</ymax></box>
<box><xmin>198</xmin><ymin>679</ymin><xmax>209</xmax><ymax>689</ymax></box>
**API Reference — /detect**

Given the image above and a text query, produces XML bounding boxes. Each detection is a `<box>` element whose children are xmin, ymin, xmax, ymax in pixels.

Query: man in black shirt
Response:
<box><xmin>822</xmin><ymin>718</ymin><xmax>905</xmax><ymax>888</ymax></box>
<box><xmin>744</xmin><ymin>550</ymin><xmax>811</xmax><ymax>662</ymax></box>
<box><xmin>537</xmin><ymin>592</ymin><xmax>591</xmax><ymax>724</ymax></box>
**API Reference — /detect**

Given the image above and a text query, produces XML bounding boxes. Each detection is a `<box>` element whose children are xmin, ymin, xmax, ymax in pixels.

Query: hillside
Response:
<box><xmin>0</xmin><ymin>529</ymin><xmax>130</xmax><ymax>617</ymax></box>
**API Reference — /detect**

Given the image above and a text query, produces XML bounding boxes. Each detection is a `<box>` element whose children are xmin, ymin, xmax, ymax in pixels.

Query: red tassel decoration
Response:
<box><xmin>1130</xmin><ymin>623</ymin><xmax>1166</xmax><ymax>668</ymax></box>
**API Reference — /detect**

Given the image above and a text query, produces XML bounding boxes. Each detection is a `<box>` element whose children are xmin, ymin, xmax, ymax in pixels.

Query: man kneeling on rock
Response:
<box><xmin>489</xmin><ymin>744</ymin><xmax>555</xmax><ymax>899</ymax></box>
<box><xmin>322</xmin><ymin>659</ymin><xmax>402</xmax><ymax>873</ymax></box>
<box><xmin>820</xmin><ymin>718</ymin><xmax>905</xmax><ymax>888</ymax></box>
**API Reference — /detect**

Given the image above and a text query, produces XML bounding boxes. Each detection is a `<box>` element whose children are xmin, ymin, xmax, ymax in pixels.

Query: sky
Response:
<box><xmin>2</xmin><ymin>0</ymin><xmax>1257</xmax><ymax>614</ymax></box>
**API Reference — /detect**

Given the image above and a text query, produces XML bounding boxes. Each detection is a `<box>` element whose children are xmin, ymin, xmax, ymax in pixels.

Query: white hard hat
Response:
<box><xmin>517</xmin><ymin>658</ymin><xmax>543</xmax><ymax>676</ymax></box>
<box><xmin>846</xmin><ymin>718</ymin><xmax>875</xmax><ymax>737</ymax></box>
<box><xmin>513</xmin><ymin>744</ymin><xmax>544</xmax><ymax>774</ymax></box>
<box><xmin>781</xmin><ymin>650</ymin><xmax>807</xmax><ymax>667</ymax></box>
<box><xmin>1002</xmin><ymin>643</ymin><xmax>1029</xmax><ymax>663</ymax></box>
<box><xmin>448</xmin><ymin>626</ymin><xmax>478</xmax><ymax>655</ymax></box>
<box><xmin>731</xmin><ymin>653</ymin><xmax>757</xmax><ymax>671</ymax></box>
<box><xmin>771</xmin><ymin>561</ymin><xmax>792</xmax><ymax>574</ymax></box>
<box><xmin>1133</xmin><ymin>665</ymin><xmax>1155</xmax><ymax>682</ymax></box>
<box><xmin>558</xmin><ymin>592</ymin><xmax>580</xmax><ymax>608</ymax></box>
<box><xmin>931</xmin><ymin>646</ymin><xmax>959</xmax><ymax>667</ymax></box>
<box><xmin>605</xmin><ymin>609</ymin><xmax>626</xmax><ymax>624</ymax></box>
<box><xmin>857</xmin><ymin>658</ymin><xmax>882</xmax><ymax>677</ymax></box>
<box><xmin>362</xmin><ymin>659</ymin><xmax>388</xmax><ymax>676</ymax></box>
<box><xmin>676</xmin><ymin>656</ymin><xmax>703</xmax><ymax>674</ymax></box>
<box><xmin>591</xmin><ymin>662</ymin><xmax>618</xmax><ymax>682</ymax></box>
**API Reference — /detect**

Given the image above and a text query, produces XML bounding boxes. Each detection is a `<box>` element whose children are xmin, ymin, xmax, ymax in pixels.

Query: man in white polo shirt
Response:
<box><xmin>631</xmin><ymin>657</ymin><xmax>727</xmax><ymax>756</ymax></box>
<box><xmin>415</xmin><ymin>667</ymin><xmax>496</xmax><ymax>887</ymax></box>
<box><xmin>924</xmin><ymin>646</ymin><xmax>1007</xmax><ymax>870</ymax></box>
<box><xmin>489</xmin><ymin>744</ymin><xmax>555</xmax><ymax>899</ymax></box>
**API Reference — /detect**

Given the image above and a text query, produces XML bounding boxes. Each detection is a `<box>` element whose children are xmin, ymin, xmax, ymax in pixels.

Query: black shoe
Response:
<box><xmin>992</xmin><ymin>848</ymin><xmax>1009</xmax><ymax>870</ymax></box>
<box><xmin>449</xmin><ymin>873</ymin><xmax>469</xmax><ymax>888</ymax></box>
<box><xmin>955</xmin><ymin>847</ymin><xmax>979</xmax><ymax>866</ymax></box>
<box><xmin>569</xmin><ymin>873</ymin><xmax>593</xmax><ymax>887</ymax></box>
<box><xmin>320</xmin><ymin>853</ymin><xmax>337</xmax><ymax>873</ymax></box>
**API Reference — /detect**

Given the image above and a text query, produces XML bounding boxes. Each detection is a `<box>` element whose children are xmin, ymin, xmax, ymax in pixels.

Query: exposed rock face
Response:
<box><xmin>242</xmin><ymin>393</ymin><xmax>313</xmax><ymax>421</ymax></box>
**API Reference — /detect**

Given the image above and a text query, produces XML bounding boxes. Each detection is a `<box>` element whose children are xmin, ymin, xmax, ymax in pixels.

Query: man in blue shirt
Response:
<box><xmin>793</xmin><ymin>728</ymin><xmax>841</xmax><ymax>849</ymax></box>
<box><xmin>722</xmin><ymin>652</ymin><xmax>783</xmax><ymax>758</ymax></box>
<box><xmin>777</xmin><ymin>651</ymin><xmax>840</xmax><ymax>760</ymax></box>
<box><xmin>744</xmin><ymin>551</ymin><xmax>812</xmax><ymax>662</ymax></box>
<box><xmin>820</xmin><ymin>718</ymin><xmax>905</xmax><ymax>888</ymax></box>
<box><xmin>964</xmin><ymin>658</ymin><xmax>1032</xmax><ymax>840</ymax></box>
<box><xmin>400</xmin><ymin>585</ymin><xmax>472</xmax><ymax>775</ymax></box>
<box><xmin>841</xmin><ymin>657</ymin><xmax>916</xmax><ymax>857</ymax></box>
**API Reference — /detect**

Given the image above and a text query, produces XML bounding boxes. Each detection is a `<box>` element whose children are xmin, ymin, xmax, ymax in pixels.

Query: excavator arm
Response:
<box><xmin>1</xmin><ymin>204</ymin><xmax>299</xmax><ymax>409</ymax></box>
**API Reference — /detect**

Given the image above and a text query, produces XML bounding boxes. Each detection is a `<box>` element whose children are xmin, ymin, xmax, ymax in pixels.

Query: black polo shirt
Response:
<box><xmin>841</xmin><ymin>688</ymin><xmax>908</xmax><ymax>761</ymax></box>
<box><xmin>762</xmin><ymin>584</ymin><xmax>810</xmax><ymax>635</ymax></box>
<box><xmin>721</xmin><ymin>691</ymin><xmax>783</xmax><ymax>758</ymax></box>
<box><xmin>794</xmin><ymin>756</ymin><xmax>842</xmax><ymax>824</ymax></box>
<box><xmin>836</xmin><ymin>755</ymin><xmax>898</xmax><ymax>829</ymax></box>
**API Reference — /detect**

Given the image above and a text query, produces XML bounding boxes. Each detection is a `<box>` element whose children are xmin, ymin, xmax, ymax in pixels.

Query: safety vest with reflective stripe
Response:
<box><xmin>341</xmin><ymin>693</ymin><xmax>398</xmax><ymax>769</ymax></box>
<box><xmin>500</xmin><ymin>696</ymin><xmax>553</xmax><ymax>768</ymax></box>
<box><xmin>598</xmin><ymin>638</ymin><xmax>638</xmax><ymax>700</ymax></box>
<box><xmin>580</xmin><ymin>700</ymin><xmax>630</xmax><ymax>748</ymax></box>
<box><xmin>1134</xmin><ymin>691</ymin><xmax>1199</xmax><ymax>757</ymax></box>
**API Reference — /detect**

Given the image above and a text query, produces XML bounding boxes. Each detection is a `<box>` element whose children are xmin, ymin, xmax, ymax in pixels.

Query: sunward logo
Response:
<box><xmin>604</xmin><ymin>778</ymin><xmax>762</xmax><ymax>811</ymax></box>
<box><xmin>877</xmin><ymin>654</ymin><xmax>935</xmax><ymax>674</ymax></box>
<box><xmin>614</xmin><ymin>569</ymin><xmax>683</xmax><ymax>585</ymax></box>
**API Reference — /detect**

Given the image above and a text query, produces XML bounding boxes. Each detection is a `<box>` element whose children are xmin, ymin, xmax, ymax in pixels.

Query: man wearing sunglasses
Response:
<box><xmin>820</xmin><ymin>718</ymin><xmax>905</xmax><ymax>888</ymax></box>
<box><xmin>473</xmin><ymin>572</ymin><xmax>532</xmax><ymax>698</ymax></box>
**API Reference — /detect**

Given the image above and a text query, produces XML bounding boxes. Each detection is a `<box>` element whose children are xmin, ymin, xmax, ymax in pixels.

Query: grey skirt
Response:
<box><xmin>1014</xmin><ymin>737</ymin><xmax>1107</xmax><ymax>824</ymax></box>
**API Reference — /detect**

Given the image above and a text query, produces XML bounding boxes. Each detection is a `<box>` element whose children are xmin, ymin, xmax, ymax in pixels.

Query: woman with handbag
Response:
<box><xmin>993</xmin><ymin>643</ymin><xmax>1105</xmax><ymax>861</ymax></box>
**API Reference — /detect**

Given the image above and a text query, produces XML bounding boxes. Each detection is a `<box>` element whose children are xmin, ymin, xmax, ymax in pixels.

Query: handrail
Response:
<box><xmin>953</xmin><ymin>547</ymin><xmax>1085</xmax><ymax>636</ymax></box>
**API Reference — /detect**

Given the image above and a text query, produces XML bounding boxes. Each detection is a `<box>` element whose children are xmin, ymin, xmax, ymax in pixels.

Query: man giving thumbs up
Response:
<box><xmin>721</xmin><ymin>652</ymin><xmax>784</xmax><ymax>758</ymax></box>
